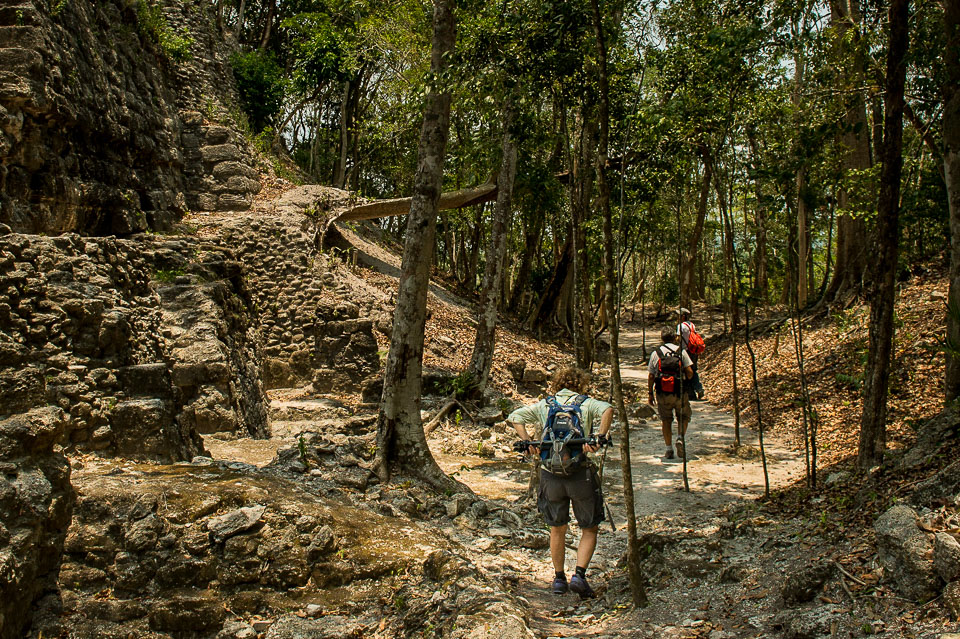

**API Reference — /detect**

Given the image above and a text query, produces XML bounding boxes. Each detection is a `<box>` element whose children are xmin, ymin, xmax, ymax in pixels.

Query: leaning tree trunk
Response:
<box><xmin>945</xmin><ymin>0</ymin><xmax>960</xmax><ymax>402</ymax></box>
<box><xmin>528</xmin><ymin>235</ymin><xmax>574</xmax><ymax>330</ymax></box>
<box><xmin>468</xmin><ymin>99</ymin><xmax>517</xmax><ymax>394</ymax></box>
<box><xmin>859</xmin><ymin>0</ymin><xmax>907</xmax><ymax>470</ymax></box>
<box><xmin>375</xmin><ymin>0</ymin><xmax>461</xmax><ymax>492</ymax></box>
<box><xmin>590</xmin><ymin>0</ymin><xmax>646</xmax><ymax>606</ymax></box>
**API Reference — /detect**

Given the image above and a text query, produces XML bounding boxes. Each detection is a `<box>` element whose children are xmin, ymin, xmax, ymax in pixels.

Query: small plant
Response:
<box><xmin>52</xmin><ymin>0</ymin><xmax>69</xmax><ymax>17</ymax></box>
<box><xmin>297</xmin><ymin>433</ymin><xmax>308</xmax><ymax>467</ymax></box>
<box><xmin>496</xmin><ymin>397</ymin><xmax>513</xmax><ymax>413</ymax></box>
<box><xmin>153</xmin><ymin>268</ymin><xmax>185</xmax><ymax>283</ymax></box>
<box><xmin>441</xmin><ymin>371</ymin><xmax>476</xmax><ymax>399</ymax></box>
<box><xmin>136</xmin><ymin>0</ymin><xmax>193</xmax><ymax>62</ymax></box>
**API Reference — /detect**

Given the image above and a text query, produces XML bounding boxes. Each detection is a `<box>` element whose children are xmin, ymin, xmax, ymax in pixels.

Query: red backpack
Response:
<box><xmin>683</xmin><ymin>322</ymin><xmax>706</xmax><ymax>355</ymax></box>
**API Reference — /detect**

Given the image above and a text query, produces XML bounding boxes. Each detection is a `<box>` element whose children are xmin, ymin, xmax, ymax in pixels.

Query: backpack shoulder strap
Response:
<box><xmin>545</xmin><ymin>396</ymin><xmax>559</xmax><ymax>409</ymax></box>
<box><xmin>571</xmin><ymin>394</ymin><xmax>588</xmax><ymax>407</ymax></box>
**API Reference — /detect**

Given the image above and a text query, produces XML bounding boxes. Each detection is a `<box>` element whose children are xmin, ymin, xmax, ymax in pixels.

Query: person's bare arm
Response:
<box><xmin>684</xmin><ymin>365</ymin><xmax>694</xmax><ymax>379</ymax></box>
<box><xmin>507</xmin><ymin>421</ymin><xmax>538</xmax><ymax>456</ymax></box>
<box><xmin>584</xmin><ymin>407</ymin><xmax>614</xmax><ymax>453</ymax></box>
<box><xmin>647</xmin><ymin>376</ymin><xmax>656</xmax><ymax>405</ymax></box>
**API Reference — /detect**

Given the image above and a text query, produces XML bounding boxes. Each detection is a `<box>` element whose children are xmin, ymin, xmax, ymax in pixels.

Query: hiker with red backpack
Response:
<box><xmin>677</xmin><ymin>307</ymin><xmax>706</xmax><ymax>400</ymax></box>
<box><xmin>507</xmin><ymin>367</ymin><xmax>613</xmax><ymax>600</ymax></box>
<box><xmin>648</xmin><ymin>327</ymin><xmax>695</xmax><ymax>460</ymax></box>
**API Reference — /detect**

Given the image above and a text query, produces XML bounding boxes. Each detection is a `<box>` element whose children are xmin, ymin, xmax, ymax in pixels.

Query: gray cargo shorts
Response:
<box><xmin>537</xmin><ymin>464</ymin><xmax>605</xmax><ymax>529</ymax></box>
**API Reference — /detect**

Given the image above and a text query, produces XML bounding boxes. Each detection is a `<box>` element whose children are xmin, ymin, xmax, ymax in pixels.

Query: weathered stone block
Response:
<box><xmin>200</xmin><ymin>144</ymin><xmax>241</xmax><ymax>164</ymax></box>
<box><xmin>875</xmin><ymin>505</ymin><xmax>943</xmax><ymax>601</ymax></box>
<box><xmin>935</xmin><ymin>532</ymin><xmax>960</xmax><ymax>583</ymax></box>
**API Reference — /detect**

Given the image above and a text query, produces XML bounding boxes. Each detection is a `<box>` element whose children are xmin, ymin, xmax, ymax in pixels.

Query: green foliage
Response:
<box><xmin>442</xmin><ymin>371</ymin><xmax>476</xmax><ymax>399</ymax></box>
<box><xmin>231</xmin><ymin>50</ymin><xmax>286</xmax><ymax>133</ymax></box>
<box><xmin>153</xmin><ymin>268</ymin><xmax>185</xmax><ymax>283</ymax></box>
<box><xmin>282</xmin><ymin>12</ymin><xmax>355</xmax><ymax>93</ymax></box>
<box><xmin>136</xmin><ymin>1</ymin><xmax>193</xmax><ymax>62</ymax></box>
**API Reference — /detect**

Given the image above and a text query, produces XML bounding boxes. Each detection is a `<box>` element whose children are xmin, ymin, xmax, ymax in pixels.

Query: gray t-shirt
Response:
<box><xmin>648</xmin><ymin>343</ymin><xmax>694</xmax><ymax>377</ymax></box>
<box><xmin>677</xmin><ymin>321</ymin><xmax>697</xmax><ymax>350</ymax></box>
<box><xmin>507</xmin><ymin>389</ymin><xmax>611</xmax><ymax>435</ymax></box>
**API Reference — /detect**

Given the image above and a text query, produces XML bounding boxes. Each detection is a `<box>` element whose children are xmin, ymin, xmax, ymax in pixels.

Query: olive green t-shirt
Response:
<box><xmin>506</xmin><ymin>389</ymin><xmax>611</xmax><ymax>435</ymax></box>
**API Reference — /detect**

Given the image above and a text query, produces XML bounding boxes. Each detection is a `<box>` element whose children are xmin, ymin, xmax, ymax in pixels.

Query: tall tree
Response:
<box><xmin>859</xmin><ymin>0</ymin><xmax>908</xmax><ymax>469</ymax></box>
<box><xmin>945</xmin><ymin>0</ymin><xmax>960</xmax><ymax>402</ymax></box>
<box><xmin>468</xmin><ymin>99</ymin><xmax>518</xmax><ymax>394</ymax></box>
<box><xmin>375</xmin><ymin>0</ymin><xmax>461</xmax><ymax>491</ymax></box>
<box><xmin>591</xmin><ymin>0</ymin><xmax>646</xmax><ymax>606</ymax></box>
<box><xmin>824</xmin><ymin>0</ymin><xmax>871</xmax><ymax>302</ymax></box>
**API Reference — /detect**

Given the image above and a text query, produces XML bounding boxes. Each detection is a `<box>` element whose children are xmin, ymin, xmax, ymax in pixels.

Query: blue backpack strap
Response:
<box><xmin>571</xmin><ymin>394</ymin><xmax>588</xmax><ymax>407</ymax></box>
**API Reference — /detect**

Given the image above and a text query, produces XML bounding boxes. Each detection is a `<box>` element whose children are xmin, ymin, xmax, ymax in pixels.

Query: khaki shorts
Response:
<box><xmin>537</xmin><ymin>464</ymin><xmax>604</xmax><ymax>529</ymax></box>
<box><xmin>656</xmin><ymin>392</ymin><xmax>691</xmax><ymax>424</ymax></box>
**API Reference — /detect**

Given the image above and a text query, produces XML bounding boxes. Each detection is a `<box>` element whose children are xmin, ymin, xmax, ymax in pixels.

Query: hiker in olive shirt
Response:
<box><xmin>507</xmin><ymin>367</ymin><xmax>613</xmax><ymax>599</ymax></box>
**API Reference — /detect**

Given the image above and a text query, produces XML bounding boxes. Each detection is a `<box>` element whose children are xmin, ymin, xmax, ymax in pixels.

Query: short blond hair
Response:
<box><xmin>549</xmin><ymin>366</ymin><xmax>591</xmax><ymax>395</ymax></box>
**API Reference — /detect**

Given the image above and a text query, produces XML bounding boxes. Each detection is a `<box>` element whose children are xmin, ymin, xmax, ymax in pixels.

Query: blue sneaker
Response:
<box><xmin>552</xmin><ymin>575</ymin><xmax>568</xmax><ymax>594</ymax></box>
<box><xmin>569</xmin><ymin>574</ymin><xmax>595</xmax><ymax>599</ymax></box>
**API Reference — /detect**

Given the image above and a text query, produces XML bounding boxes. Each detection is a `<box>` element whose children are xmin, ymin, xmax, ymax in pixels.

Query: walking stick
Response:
<box><xmin>596</xmin><ymin>439</ymin><xmax>617</xmax><ymax>532</ymax></box>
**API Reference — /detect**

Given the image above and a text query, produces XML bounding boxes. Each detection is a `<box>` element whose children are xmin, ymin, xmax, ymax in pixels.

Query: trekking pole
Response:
<box><xmin>679</xmin><ymin>318</ymin><xmax>690</xmax><ymax>492</ymax></box>
<box><xmin>675</xmin><ymin>198</ymin><xmax>690</xmax><ymax>493</ymax></box>
<box><xmin>595</xmin><ymin>440</ymin><xmax>617</xmax><ymax>532</ymax></box>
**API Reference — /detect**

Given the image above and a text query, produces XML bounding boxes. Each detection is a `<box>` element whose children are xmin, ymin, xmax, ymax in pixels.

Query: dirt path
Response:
<box><xmin>511</xmin><ymin>327</ymin><xmax>806</xmax><ymax>638</ymax></box>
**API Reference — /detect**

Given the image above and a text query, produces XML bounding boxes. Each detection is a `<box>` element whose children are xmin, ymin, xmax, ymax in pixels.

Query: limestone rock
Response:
<box><xmin>945</xmin><ymin>581</ymin><xmax>960</xmax><ymax>620</ymax></box>
<box><xmin>935</xmin><ymin>533</ymin><xmax>960</xmax><ymax>583</ymax></box>
<box><xmin>451</xmin><ymin>601</ymin><xmax>535</xmax><ymax>639</ymax></box>
<box><xmin>521</xmin><ymin>368</ymin><xmax>547</xmax><ymax>383</ymax></box>
<box><xmin>780</xmin><ymin>561</ymin><xmax>834</xmax><ymax>604</ymax></box>
<box><xmin>0</xmin><ymin>407</ymin><xmax>73</xmax><ymax>639</ymax></box>
<box><xmin>263</xmin><ymin>614</ymin><xmax>364</xmax><ymax>639</ymax></box>
<box><xmin>206</xmin><ymin>505</ymin><xmax>267</xmax><ymax>542</ymax></box>
<box><xmin>874</xmin><ymin>505</ymin><xmax>942</xmax><ymax>601</ymax></box>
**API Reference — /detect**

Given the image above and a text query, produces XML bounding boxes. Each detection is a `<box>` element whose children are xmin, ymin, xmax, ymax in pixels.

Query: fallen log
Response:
<box><xmin>339</xmin><ymin>181</ymin><xmax>498</xmax><ymax>222</ymax></box>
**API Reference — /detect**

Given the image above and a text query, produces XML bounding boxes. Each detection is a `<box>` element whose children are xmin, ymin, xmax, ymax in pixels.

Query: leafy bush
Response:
<box><xmin>136</xmin><ymin>1</ymin><xmax>193</xmax><ymax>62</ymax></box>
<box><xmin>231</xmin><ymin>50</ymin><xmax>286</xmax><ymax>133</ymax></box>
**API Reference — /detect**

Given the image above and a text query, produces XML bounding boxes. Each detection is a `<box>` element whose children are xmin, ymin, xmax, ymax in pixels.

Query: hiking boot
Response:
<box><xmin>552</xmin><ymin>575</ymin><xmax>568</xmax><ymax>594</ymax></box>
<box><xmin>664</xmin><ymin>448</ymin><xmax>674</xmax><ymax>460</ymax></box>
<box><xmin>569</xmin><ymin>574</ymin><xmax>595</xmax><ymax>599</ymax></box>
<box><xmin>675</xmin><ymin>439</ymin><xmax>685</xmax><ymax>459</ymax></box>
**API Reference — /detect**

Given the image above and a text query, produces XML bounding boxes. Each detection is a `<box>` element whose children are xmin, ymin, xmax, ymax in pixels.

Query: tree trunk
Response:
<box><xmin>468</xmin><ymin>100</ymin><xmax>517</xmax><ymax>394</ymax></box>
<box><xmin>528</xmin><ymin>235</ymin><xmax>574</xmax><ymax>330</ymax></box>
<box><xmin>237</xmin><ymin>0</ymin><xmax>247</xmax><ymax>37</ymax></box>
<box><xmin>571</xmin><ymin>107</ymin><xmax>598</xmax><ymax>368</ymax></box>
<box><xmin>590</xmin><ymin>0</ymin><xmax>645</xmax><ymax>605</ymax></box>
<box><xmin>334</xmin><ymin>80</ymin><xmax>352</xmax><ymax>189</ymax></box>
<box><xmin>509</xmin><ymin>206</ymin><xmax>545</xmax><ymax>311</ymax></box>
<box><xmin>825</xmin><ymin>0</ymin><xmax>871</xmax><ymax>302</ymax></box>
<box><xmin>859</xmin><ymin>0</ymin><xmax>907</xmax><ymax>469</ymax></box>
<box><xmin>797</xmin><ymin>167</ymin><xmax>809</xmax><ymax>308</ymax></box>
<box><xmin>466</xmin><ymin>205</ymin><xmax>483</xmax><ymax>291</ymax></box>
<box><xmin>945</xmin><ymin>0</ymin><xmax>960</xmax><ymax>402</ymax></box>
<box><xmin>680</xmin><ymin>148</ymin><xmax>712</xmax><ymax>308</ymax></box>
<box><xmin>375</xmin><ymin>0</ymin><xmax>461</xmax><ymax>492</ymax></box>
<box><xmin>258</xmin><ymin>0</ymin><xmax>275</xmax><ymax>50</ymax></box>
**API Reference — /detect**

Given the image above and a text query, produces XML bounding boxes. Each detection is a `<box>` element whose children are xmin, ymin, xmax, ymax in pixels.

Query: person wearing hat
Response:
<box><xmin>677</xmin><ymin>308</ymin><xmax>705</xmax><ymax>400</ymax></box>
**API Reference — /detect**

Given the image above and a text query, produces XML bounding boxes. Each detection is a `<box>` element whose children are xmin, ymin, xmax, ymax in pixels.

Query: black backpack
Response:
<box><xmin>540</xmin><ymin>395</ymin><xmax>588</xmax><ymax>475</ymax></box>
<box><xmin>655</xmin><ymin>346</ymin><xmax>683</xmax><ymax>395</ymax></box>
